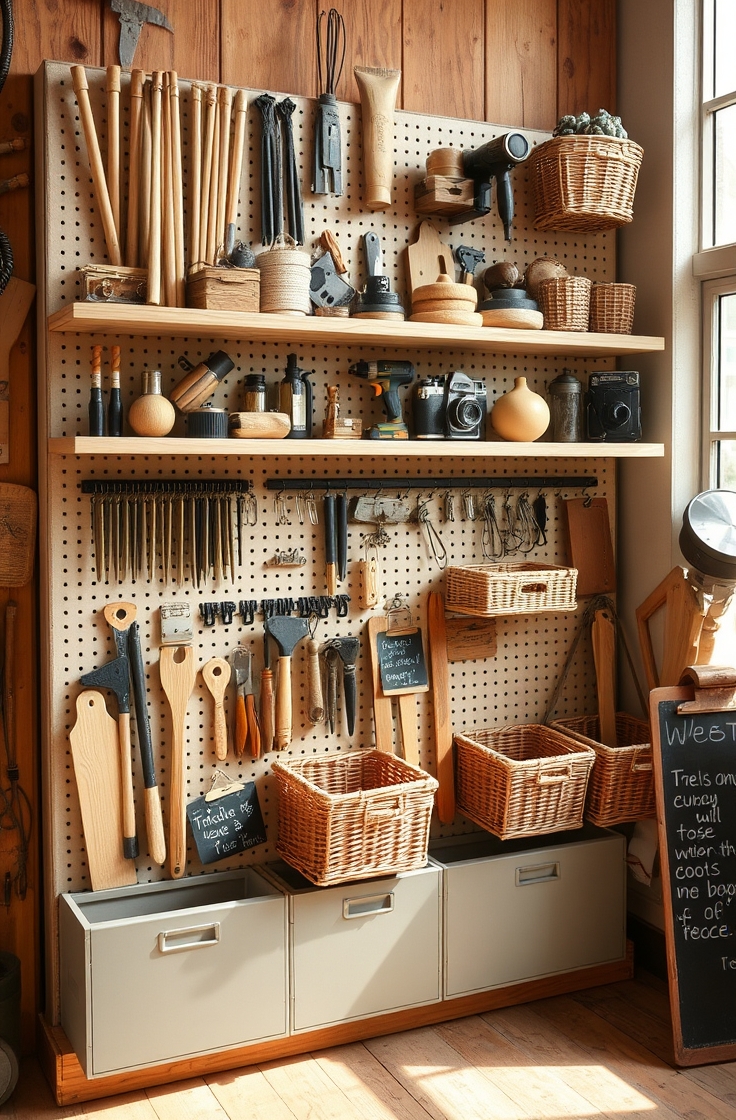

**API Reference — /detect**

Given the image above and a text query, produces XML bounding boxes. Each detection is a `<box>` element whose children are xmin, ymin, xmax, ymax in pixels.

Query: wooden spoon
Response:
<box><xmin>159</xmin><ymin>645</ymin><xmax>198</xmax><ymax>879</ymax></box>
<box><xmin>202</xmin><ymin>656</ymin><xmax>231</xmax><ymax>761</ymax></box>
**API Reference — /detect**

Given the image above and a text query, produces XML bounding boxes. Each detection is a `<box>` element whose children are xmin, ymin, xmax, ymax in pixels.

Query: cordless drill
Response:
<box><xmin>349</xmin><ymin>360</ymin><xmax>415</xmax><ymax>439</ymax></box>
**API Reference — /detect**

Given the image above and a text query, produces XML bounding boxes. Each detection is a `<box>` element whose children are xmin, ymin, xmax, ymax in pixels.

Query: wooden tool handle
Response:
<box><xmin>260</xmin><ymin>668</ymin><xmax>275</xmax><ymax>752</ymax></box>
<box><xmin>234</xmin><ymin>691</ymin><xmax>247</xmax><ymax>755</ymax></box>
<box><xmin>188</xmin><ymin>84</ymin><xmax>203</xmax><ymax>268</ymax></box>
<box><xmin>224</xmin><ymin>88</ymin><xmax>247</xmax><ymax>254</ymax></box>
<box><xmin>117</xmin><ymin>712</ymin><xmax>139</xmax><ymax>859</ymax></box>
<box><xmin>215</xmin><ymin>85</ymin><xmax>232</xmax><ymax>258</ymax></box>
<box><xmin>428</xmin><ymin>590</ymin><xmax>455</xmax><ymax>823</ymax></box>
<box><xmin>246</xmin><ymin>692</ymin><xmax>261</xmax><ymax>758</ymax></box>
<box><xmin>71</xmin><ymin>65</ymin><xmax>122</xmax><ymax>265</ymax></box>
<box><xmin>159</xmin><ymin>644</ymin><xmax>197</xmax><ymax>879</ymax></box>
<box><xmin>144</xmin><ymin>785</ymin><xmax>166</xmax><ymax>866</ymax></box>
<box><xmin>147</xmin><ymin>71</ymin><xmax>163</xmax><ymax>305</ymax></box>
<box><xmin>125</xmin><ymin>70</ymin><xmax>145</xmax><ymax>267</ymax></box>
<box><xmin>397</xmin><ymin>692</ymin><xmax>419</xmax><ymax>766</ymax></box>
<box><xmin>592</xmin><ymin>609</ymin><xmax>617</xmax><ymax>748</ymax></box>
<box><xmin>202</xmin><ymin>656</ymin><xmax>230</xmax><ymax>760</ymax></box>
<box><xmin>274</xmin><ymin>656</ymin><xmax>292</xmax><ymax>750</ymax></box>
<box><xmin>169</xmin><ymin>72</ymin><xmax>185</xmax><ymax>306</ymax></box>
<box><xmin>106</xmin><ymin>65</ymin><xmax>121</xmax><ymax>239</ymax></box>
<box><xmin>307</xmin><ymin>636</ymin><xmax>325</xmax><ymax>724</ymax></box>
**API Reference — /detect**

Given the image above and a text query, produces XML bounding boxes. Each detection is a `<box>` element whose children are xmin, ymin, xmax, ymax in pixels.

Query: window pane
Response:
<box><xmin>716</xmin><ymin>440</ymin><xmax>736</xmax><ymax>488</ymax></box>
<box><xmin>714</xmin><ymin>105</ymin><xmax>736</xmax><ymax>246</ymax></box>
<box><xmin>715</xmin><ymin>0</ymin><xmax>736</xmax><ymax>97</ymax></box>
<box><xmin>718</xmin><ymin>293</ymin><xmax>736</xmax><ymax>430</ymax></box>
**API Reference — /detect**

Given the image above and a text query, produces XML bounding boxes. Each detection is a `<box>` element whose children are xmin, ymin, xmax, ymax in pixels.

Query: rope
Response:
<box><xmin>258</xmin><ymin>236</ymin><xmax>311</xmax><ymax>315</ymax></box>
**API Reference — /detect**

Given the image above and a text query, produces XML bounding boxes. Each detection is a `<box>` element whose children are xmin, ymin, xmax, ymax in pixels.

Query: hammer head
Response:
<box><xmin>324</xmin><ymin>636</ymin><xmax>360</xmax><ymax>669</ymax></box>
<box><xmin>265</xmin><ymin>616</ymin><xmax>309</xmax><ymax>658</ymax></box>
<box><xmin>80</xmin><ymin>656</ymin><xmax>130</xmax><ymax>712</ymax></box>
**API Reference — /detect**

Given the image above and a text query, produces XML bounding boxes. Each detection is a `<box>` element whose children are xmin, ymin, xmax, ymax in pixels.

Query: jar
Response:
<box><xmin>548</xmin><ymin>369</ymin><xmax>583</xmax><ymax>442</ymax></box>
<box><xmin>243</xmin><ymin>373</ymin><xmax>267</xmax><ymax>413</ymax></box>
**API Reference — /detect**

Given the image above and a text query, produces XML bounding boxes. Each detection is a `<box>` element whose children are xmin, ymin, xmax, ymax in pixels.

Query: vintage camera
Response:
<box><xmin>586</xmin><ymin>371</ymin><xmax>641</xmax><ymax>442</ymax></box>
<box><xmin>413</xmin><ymin>372</ymin><xmax>487</xmax><ymax>440</ymax></box>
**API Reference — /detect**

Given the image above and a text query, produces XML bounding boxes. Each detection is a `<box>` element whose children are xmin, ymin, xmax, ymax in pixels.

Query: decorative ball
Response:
<box><xmin>128</xmin><ymin>392</ymin><xmax>176</xmax><ymax>437</ymax></box>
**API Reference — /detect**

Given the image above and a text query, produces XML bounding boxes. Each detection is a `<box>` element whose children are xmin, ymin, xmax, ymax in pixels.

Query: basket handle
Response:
<box><xmin>630</xmin><ymin>748</ymin><xmax>653</xmax><ymax>773</ymax></box>
<box><xmin>536</xmin><ymin>765</ymin><xmax>573</xmax><ymax>784</ymax></box>
<box><xmin>519</xmin><ymin>581</ymin><xmax>548</xmax><ymax>595</ymax></box>
<box><xmin>363</xmin><ymin>795</ymin><xmax>406</xmax><ymax>825</ymax></box>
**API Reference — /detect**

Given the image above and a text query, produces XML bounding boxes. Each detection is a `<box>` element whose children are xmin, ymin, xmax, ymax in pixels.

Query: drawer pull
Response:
<box><xmin>516</xmin><ymin>861</ymin><xmax>560</xmax><ymax>886</ymax></box>
<box><xmin>342</xmin><ymin>892</ymin><xmax>395</xmax><ymax>919</ymax></box>
<box><xmin>157</xmin><ymin>922</ymin><xmax>221</xmax><ymax>953</ymax></box>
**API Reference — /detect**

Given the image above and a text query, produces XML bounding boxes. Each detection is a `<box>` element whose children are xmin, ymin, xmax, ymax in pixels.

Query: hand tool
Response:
<box><xmin>199</xmin><ymin>84</ymin><xmax>217</xmax><ymax>265</ymax></box>
<box><xmin>188</xmin><ymin>83</ymin><xmax>203</xmax><ymax>268</ymax></box>
<box><xmin>349</xmin><ymin>359</ymin><xmax>415</xmax><ymax>439</ymax></box>
<box><xmin>323</xmin><ymin>643</ymin><xmax>339</xmax><ymax>733</ymax></box>
<box><xmin>70</xmin><ymin>65</ymin><xmax>122</xmax><ymax>266</ymax></box>
<box><xmin>313</xmin><ymin>7</ymin><xmax>345</xmax><ymax>196</ymax></box>
<box><xmin>159</xmin><ymin>644</ymin><xmax>197</xmax><ymax>879</ymax></box>
<box><xmin>277</xmin><ymin>97</ymin><xmax>305</xmax><ymax>245</ymax></box>
<box><xmin>107</xmin><ymin>344</ymin><xmax>123</xmax><ymax>436</ymax></box>
<box><xmin>265</xmin><ymin>616</ymin><xmax>309</xmax><ymax>750</ymax></box>
<box><xmin>260</xmin><ymin>630</ymin><xmax>275</xmax><ymax>753</ymax></box>
<box><xmin>451</xmin><ymin>132</ymin><xmax>530</xmax><ymax>238</ymax></box>
<box><xmin>353</xmin><ymin>65</ymin><xmax>401</xmax><ymax>211</ymax></box>
<box><xmin>592</xmin><ymin>607</ymin><xmax>618</xmax><ymax>748</ymax></box>
<box><xmin>225</xmin><ymin>89</ymin><xmax>247</xmax><ymax>257</ymax></box>
<box><xmin>309</xmin><ymin>252</ymin><xmax>355</xmax><ymax>310</ymax></box>
<box><xmin>306</xmin><ymin>618</ymin><xmax>325</xmax><ymax>725</ymax></box>
<box><xmin>109</xmin><ymin>0</ymin><xmax>173</xmax><ymax>69</ymax></box>
<box><xmin>127</xmin><ymin>618</ymin><xmax>166</xmax><ymax>865</ymax></box>
<box><xmin>233</xmin><ymin>646</ymin><xmax>261</xmax><ymax>758</ymax></box>
<box><xmin>366</xmin><ymin>615</ymin><xmax>394</xmax><ymax>752</ymax></box>
<box><xmin>202</xmin><ymin>656</ymin><xmax>230</xmax><ymax>761</ymax></box>
<box><xmin>336</xmin><ymin>492</ymin><xmax>348</xmax><ymax>582</ymax></box>
<box><xmin>88</xmin><ymin>344</ymin><xmax>104</xmax><ymax>436</ymax></box>
<box><xmin>229</xmin><ymin>646</ymin><xmax>248</xmax><ymax>755</ymax></box>
<box><xmin>106</xmin><ymin>66</ymin><xmax>121</xmax><ymax>240</ymax></box>
<box><xmin>125</xmin><ymin>70</ymin><xmax>145</xmax><ymax>268</ymax></box>
<box><xmin>147</xmin><ymin>70</ymin><xmax>163</xmax><ymax>305</ymax></box>
<box><xmin>169</xmin><ymin>72</ymin><xmax>185</xmax><ymax>307</ymax></box>
<box><xmin>455</xmin><ymin>244</ymin><xmax>485</xmax><ymax>285</ymax></box>
<box><xmin>322</xmin><ymin>636</ymin><xmax>360</xmax><ymax>736</ymax></box>
<box><xmin>428</xmin><ymin>590</ymin><xmax>455</xmax><ymax>823</ymax></box>
<box><xmin>323</xmin><ymin>491</ymin><xmax>337</xmax><ymax>595</ymax></box>
<box><xmin>69</xmin><ymin>691</ymin><xmax>137</xmax><ymax>891</ymax></box>
<box><xmin>354</xmin><ymin>231</ymin><xmax>405</xmax><ymax>319</ymax></box>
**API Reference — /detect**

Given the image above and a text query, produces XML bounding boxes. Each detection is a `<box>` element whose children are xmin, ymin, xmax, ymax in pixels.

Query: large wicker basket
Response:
<box><xmin>454</xmin><ymin>724</ymin><xmax>595</xmax><ymax>840</ymax></box>
<box><xmin>530</xmin><ymin>135</ymin><xmax>644</xmax><ymax>232</ymax></box>
<box><xmin>272</xmin><ymin>750</ymin><xmax>438</xmax><ymax>886</ymax></box>
<box><xmin>445</xmin><ymin>562</ymin><xmax>577</xmax><ymax>616</ymax></box>
<box><xmin>550</xmin><ymin>712</ymin><xmax>654</xmax><ymax>826</ymax></box>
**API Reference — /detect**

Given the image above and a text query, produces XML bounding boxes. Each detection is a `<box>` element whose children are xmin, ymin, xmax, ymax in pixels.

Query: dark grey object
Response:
<box><xmin>109</xmin><ymin>0</ymin><xmax>173</xmax><ymax>68</ymax></box>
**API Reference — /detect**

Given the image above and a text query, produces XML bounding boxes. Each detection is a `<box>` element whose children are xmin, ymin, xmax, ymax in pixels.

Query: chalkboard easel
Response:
<box><xmin>651</xmin><ymin>665</ymin><xmax>736</xmax><ymax>1066</ymax></box>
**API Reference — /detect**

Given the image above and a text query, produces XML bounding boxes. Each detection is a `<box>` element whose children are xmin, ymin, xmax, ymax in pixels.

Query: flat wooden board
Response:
<box><xmin>563</xmin><ymin>496</ymin><xmax>616</xmax><ymax>596</ymax></box>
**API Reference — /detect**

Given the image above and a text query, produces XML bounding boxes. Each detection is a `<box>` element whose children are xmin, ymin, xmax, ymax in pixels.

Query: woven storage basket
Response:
<box><xmin>455</xmin><ymin>724</ymin><xmax>595</xmax><ymax>840</ymax></box>
<box><xmin>445</xmin><ymin>562</ymin><xmax>577</xmax><ymax>616</ymax></box>
<box><xmin>530</xmin><ymin>135</ymin><xmax>644</xmax><ymax>232</ymax></box>
<box><xmin>272</xmin><ymin>750</ymin><xmax>438</xmax><ymax>886</ymax></box>
<box><xmin>589</xmin><ymin>282</ymin><xmax>636</xmax><ymax>334</ymax></box>
<box><xmin>538</xmin><ymin>275</ymin><xmax>591</xmax><ymax>331</ymax></box>
<box><xmin>549</xmin><ymin>712</ymin><xmax>654</xmax><ymax>826</ymax></box>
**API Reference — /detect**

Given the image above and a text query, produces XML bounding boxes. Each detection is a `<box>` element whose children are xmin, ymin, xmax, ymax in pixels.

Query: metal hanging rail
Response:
<box><xmin>265</xmin><ymin>475</ymin><xmax>598</xmax><ymax>491</ymax></box>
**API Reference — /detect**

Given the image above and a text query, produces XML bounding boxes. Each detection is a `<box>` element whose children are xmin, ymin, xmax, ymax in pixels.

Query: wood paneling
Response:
<box><xmin>485</xmin><ymin>0</ymin><xmax>557</xmax><ymax>130</ymax></box>
<box><xmin>557</xmin><ymin>0</ymin><xmax>616</xmax><ymax>117</ymax></box>
<box><xmin>102</xmin><ymin>0</ymin><xmax>220</xmax><ymax>82</ymax></box>
<box><xmin>221</xmin><ymin>0</ymin><xmax>316</xmax><ymax>96</ymax></box>
<box><xmin>330</xmin><ymin>0</ymin><xmax>403</xmax><ymax>104</ymax></box>
<box><xmin>402</xmin><ymin>0</ymin><xmax>484</xmax><ymax>121</ymax></box>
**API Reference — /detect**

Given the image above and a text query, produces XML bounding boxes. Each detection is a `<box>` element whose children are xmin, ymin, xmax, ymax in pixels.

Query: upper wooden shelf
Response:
<box><xmin>48</xmin><ymin>303</ymin><xmax>666</xmax><ymax>358</ymax></box>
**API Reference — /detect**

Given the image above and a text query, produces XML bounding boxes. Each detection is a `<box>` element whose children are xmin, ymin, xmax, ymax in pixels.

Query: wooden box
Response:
<box><xmin>186</xmin><ymin>266</ymin><xmax>260</xmax><ymax>311</ymax></box>
<box><xmin>414</xmin><ymin>175</ymin><xmax>474</xmax><ymax>215</ymax></box>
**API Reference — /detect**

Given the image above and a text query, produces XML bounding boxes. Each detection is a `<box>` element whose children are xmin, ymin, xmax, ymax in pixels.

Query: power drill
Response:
<box><xmin>349</xmin><ymin>360</ymin><xmax>415</xmax><ymax>439</ymax></box>
<box><xmin>451</xmin><ymin>132</ymin><xmax>530</xmax><ymax>239</ymax></box>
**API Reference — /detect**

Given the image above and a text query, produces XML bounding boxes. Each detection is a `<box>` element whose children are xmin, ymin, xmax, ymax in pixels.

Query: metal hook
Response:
<box><xmin>582</xmin><ymin>487</ymin><xmax>593</xmax><ymax>508</ymax></box>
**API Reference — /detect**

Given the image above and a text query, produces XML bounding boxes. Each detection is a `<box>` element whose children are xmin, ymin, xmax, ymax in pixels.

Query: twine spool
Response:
<box><xmin>258</xmin><ymin>237</ymin><xmax>311</xmax><ymax>315</ymax></box>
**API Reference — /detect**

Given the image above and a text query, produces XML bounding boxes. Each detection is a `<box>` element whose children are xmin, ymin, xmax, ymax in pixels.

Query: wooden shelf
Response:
<box><xmin>48</xmin><ymin>436</ymin><xmax>666</xmax><ymax>458</ymax></box>
<box><xmin>48</xmin><ymin>302</ymin><xmax>666</xmax><ymax>357</ymax></box>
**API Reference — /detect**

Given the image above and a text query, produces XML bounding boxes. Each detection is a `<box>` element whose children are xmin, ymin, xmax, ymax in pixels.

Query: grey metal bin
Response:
<box><xmin>59</xmin><ymin>867</ymin><xmax>288</xmax><ymax>1077</ymax></box>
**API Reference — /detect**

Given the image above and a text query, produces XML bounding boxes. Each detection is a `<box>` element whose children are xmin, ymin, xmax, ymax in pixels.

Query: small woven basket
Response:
<box><xmin>272</xmin><ymin>750</ymin><xmax>438</xmax><ymax>886</ymax></box>
<box><xmin>530</xmin><ymin>134</ymin><xmax>644</xmax><ymax>232</ymax></box>
<box><xmin>589</xmin><ymin>282</ymin><xmax>636</xmax><ymax>334</ymax></box>
<box><xmin>538</xmin><ymin>275</ymin><xmax>591</xmax><ymax>331</ymax></box>
<box><xmin>257</xmin><ymin>237</ymin><xmax>311</xmax><ymax>315</ymax></box>
<box><xmin>445</xmin><ymin>562</ymin><xmax>577</xmax><ymax>616</ymax></box>
<box><xmin>549</xmin><ymin>712</ymin><xmax>654</xmax><ymax>826</ymax></box>
<box><xmin>454</xmin><ymin>724</ymin><xmax>595</xmax><ymax>840</ymax></box>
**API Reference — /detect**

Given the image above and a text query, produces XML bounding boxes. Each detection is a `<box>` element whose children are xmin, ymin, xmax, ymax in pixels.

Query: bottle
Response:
<box><xmin>548</xmin><ymin>369</ymin><xmax>583</xmax><ymax>442</ymax></box>
<box><xmin>279</xmin><ymin>353</ymin><xmax>313</xmax><ymax>439</ymax></box>
<box><xmin>243</xmin><ymin>373</ymin><xmax>267</xmax><ymax>413</ymax></box>
<box><xmin>107</xmin><ymin>344</ymin><xmax>123</xmax><ymax>436</ymax></box>
<box><xmin>127</xmin><ymin>370</ymin><xmax>176</xmax><ymax>437</ymax></box>
<box><xmin>88</xmin><ymin>344</ymin><xmax>104</xmax><ymax>436</ymax></box>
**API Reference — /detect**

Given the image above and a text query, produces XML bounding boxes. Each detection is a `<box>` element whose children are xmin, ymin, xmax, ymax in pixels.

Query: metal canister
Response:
<box><xmin>243</xmin><ymin>373</ymin><xmax>267</xmax><ymax>413</ymax></box>
<box><xmin>548</xmin><ymin>369</ymin><xmax>582</xmax><ymax>442</ymax></box>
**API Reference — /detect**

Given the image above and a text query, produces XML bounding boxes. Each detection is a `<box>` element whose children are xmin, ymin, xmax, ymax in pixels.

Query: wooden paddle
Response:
<box><xmin>159</xmin><ymin>645</ymin><xmax>198</xmax><ymax>879</ymax></box>
<box><xmin>202</xmin><ymin>656</ymin><xmax>231</xmax><ymax>761</ymax></box>
<box><xmin>367</xmin><ymin>615</ymin><xmax>394</xmax><ymax>753</ymax></box>
<box><xmin>406</xmin><ymin>221</ymin><xmax>454</xmax><ymax>294</ymax></box>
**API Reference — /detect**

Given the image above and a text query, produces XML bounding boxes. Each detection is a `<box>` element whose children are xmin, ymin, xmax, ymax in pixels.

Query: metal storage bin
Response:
<box><xmin>262</xmin><ymin>860</ymin><xmax>441</xmax><ymax>1033</ymax></box>
<box><xmin>59</xmin><ymin>868</ymin><xmax>288</xmax><ymax>1077</ymax></box>
<box><xmin>430</xmin><ymin>825</ymin><xmax>626</xmax><ymax>999</ymax></box>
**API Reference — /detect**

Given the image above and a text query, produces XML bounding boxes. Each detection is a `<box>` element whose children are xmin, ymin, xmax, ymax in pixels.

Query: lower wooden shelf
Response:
<box><xmin>39</xmin><ymin>942</ymin><xmax>634</xmax><ymax>1106</ymax></box>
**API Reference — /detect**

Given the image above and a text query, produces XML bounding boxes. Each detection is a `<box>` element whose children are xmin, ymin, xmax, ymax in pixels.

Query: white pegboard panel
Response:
<box><xmin>39</xmin><ymin>60</ymin><xmax>618</xmax><ymax>898</ymax></box>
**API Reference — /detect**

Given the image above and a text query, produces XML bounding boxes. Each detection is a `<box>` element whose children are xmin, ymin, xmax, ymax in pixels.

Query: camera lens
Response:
<box><xmin>604</xmin><ymin>401</ymin><xmax>631</xmax><ymax>428</ymax></box>
<box><xmin>447</xmin><ymin>395</ymin><xmax>483</xmax><ymax>432</ymax></box>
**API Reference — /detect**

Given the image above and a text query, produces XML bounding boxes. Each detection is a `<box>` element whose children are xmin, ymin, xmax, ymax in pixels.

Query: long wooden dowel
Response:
<box><xmin>224</xmin><ymin>88</ymin><xmax>247</xmax><ymax>257</ymax></box>
<box><xmin>205</xmin><ymin>87</ymin><xmax>221</xmax><ymax>265</ymax></box>
<box><xmin>147</xmin><ymin>71</ymin><xmax>163</xmax><ymax>306</ymax></box>
<box><xmin>125</xmin><ymin>70</ymin><xmax>145</xmax><ymax>267</ymax></box>
<box><xmin>161</xmin><ymin>72</ymin><xmax>176</xmax><ymax>307</ymax></box>
<box><xmin>215</xmin><ymin>85</ymin><xmax>232</xmax><ymax>262</ymax></box>
<box><xmin>169</xmin><ymin>72</ymin><xmax>185</xmax><ymax>305</ymax></box>
<box><xmin>106</xmin><ymin>66</ymin><xmax>121</xmax><ymax>244</ymax></box>
<box><xmin>71</xmin><ymin>65</ymin><xmax>122</xmax><ymax>266</ymax></box>
<box><xmin>188</xmin><ymin>84</ymin><xmax>203</xmax><ymax>270</ymax></box>
<box><xmin>139</xmin><ymin>79</ymin><xmax>152</xmax><ymax>269</ymax></box>
<box><xmin>199</xmin><ymin>84</ymin><xmax>217</xmax><ymax>266</ymax></box>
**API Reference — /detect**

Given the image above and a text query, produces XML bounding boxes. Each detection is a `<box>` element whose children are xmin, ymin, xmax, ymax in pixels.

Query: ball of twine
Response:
<box><xmin>258</xmin><ymin>237</ymin><xmax>311</xmax><ymax>315</ymax></box>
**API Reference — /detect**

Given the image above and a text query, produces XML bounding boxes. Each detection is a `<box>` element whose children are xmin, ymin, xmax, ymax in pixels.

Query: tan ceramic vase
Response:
<box><xmin>491</xmin><ymin>376</ymin><xmax>550</xmax><ymax>442</ymax></box>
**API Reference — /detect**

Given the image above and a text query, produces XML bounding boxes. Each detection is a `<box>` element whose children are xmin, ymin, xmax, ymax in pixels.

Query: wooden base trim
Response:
<box><xmin>39</xmin><ymin>945</ymin><xmax>634</xmax><ymax>1105</ymax></box>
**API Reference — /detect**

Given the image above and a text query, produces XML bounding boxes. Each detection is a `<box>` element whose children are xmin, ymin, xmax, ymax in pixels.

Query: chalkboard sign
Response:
<box><xmin>651</xmin><ymin>681</ymin><xmax>736</xmax><ymax>1066</ymax></box>
<box><xmin>186</xmin><ymin>782</ymin><xmax>267</xmax><ymax>865</ymax></box>
<box><xmin>375</xmin><ymin>627</ymin><xmax>429</xmax><ymax>695</ymax></box>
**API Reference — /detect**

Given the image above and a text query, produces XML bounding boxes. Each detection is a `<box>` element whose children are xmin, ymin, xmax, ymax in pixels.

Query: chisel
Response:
<box><xmin>336</xmin><ymin>492</ymin><xmax>348</xmax><ymax>582</ymax></box>
<box><xmin>323</xmin><ymin>492</ymin><xmax>337</xmax><ymax>594</ymax></box>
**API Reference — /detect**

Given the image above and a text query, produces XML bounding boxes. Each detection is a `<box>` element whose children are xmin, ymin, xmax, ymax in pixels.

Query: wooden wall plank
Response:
<box><xmin>221</xmin><ymin>0</ymin><xmax>317</xmax><ymax>97</ymax></box>
<box><xmin>102</xmin><ymin>0</ymin><xmax>220</xmax><ymax>82</ymax></box>
<box><xmin>557</xmin><ymin>0</ymin><xmax>616</xmax><ymax>118</ymax></box>
<box><xmin>330</xmin><ymin>0</ymin><xmax>403</xmax><ymax>105</ymax></box>
<box><xmin>485</xmin><ymin>0</ymin><xmax>557</xmax><ymax>131</ymax></box>
<box><xmin>402</xmin><ymin>0</ymin><xmax>484</xmax><ymax>120</ymax></box>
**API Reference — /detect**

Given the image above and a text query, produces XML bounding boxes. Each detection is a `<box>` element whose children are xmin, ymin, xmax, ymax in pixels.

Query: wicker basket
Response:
<box><xmin>538</xmin><ymin>275</ymin><xmax>591</xmax><ymax>331</ymax></box>
<box><xmin>589</xmin><ymin>282</ymin><xmax>636</xmax><ymax>334</ymax></box>
<box><xmin>549</xmin><ymin>712</ymin><xmax>654</xmax><ymax>826</ymax></box>
<box><xmin>445</xmin><ymin>562</ymin><xmax>577</xmax><ymax>617</ymax></box>
<box><xmin>530</xmin><ymin>134</ymin><xmax>644</xmax><ymax>232</ymax></box>
<box><xmin>455</xmin><ymin>724</ymin><xmax>596</xmax><ymax>840</ymax></box>
<box><xmin>272</xmin><ymin>750</ymin><xmax>438</xmax><ymax>886</ymax></box>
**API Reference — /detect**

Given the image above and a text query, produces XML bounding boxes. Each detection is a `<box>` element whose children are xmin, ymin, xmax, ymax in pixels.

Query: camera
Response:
<box><xmin>586</xmin><ymin>371</ymin><xmax>641</xmax><ymax>442</ymax></box>
<box><xmin>413</xmin><ymin>372</ymin><xmax>487</xmax><ymax>440</ymax></box>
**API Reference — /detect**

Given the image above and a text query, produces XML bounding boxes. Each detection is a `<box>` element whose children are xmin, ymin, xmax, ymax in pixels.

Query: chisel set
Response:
<box><xmin>82</xmin><ymin>479</ymin><xmax>256</xmax><ymax>585</ymax></box>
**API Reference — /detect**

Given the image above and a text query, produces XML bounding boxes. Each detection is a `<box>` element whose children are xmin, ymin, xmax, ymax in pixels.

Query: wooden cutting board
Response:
<box><xmin>406</xmin><ymin>221</ymin><xmax>455</xmax><ymax>294</ymax></box>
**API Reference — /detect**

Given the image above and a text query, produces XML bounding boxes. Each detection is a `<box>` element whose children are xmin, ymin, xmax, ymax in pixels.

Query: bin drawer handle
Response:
<box><xmin>516</xmin><ymin>861</ymin><xmax>560</xmax><ymax>886</ymax></box>
<box><xmin>157</xmin><ymin>922</ymin><xmax>221</xmax><ymax>953</ymax></box>
<box><xmin>343</xmin><ymin>892</ymin><xmax>395</xmax><ymax>919</ymax></box>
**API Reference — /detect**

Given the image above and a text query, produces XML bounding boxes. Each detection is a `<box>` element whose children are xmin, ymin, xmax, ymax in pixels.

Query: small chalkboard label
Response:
<box><xmin>376</xmin><ymin>628</ymin><xmax>429</xmax><ymax>695</ymax></box>
<box><xmin>186</xmin><ymin>782</ymin><xmax>267</xmax><ymax>865</ymax></box>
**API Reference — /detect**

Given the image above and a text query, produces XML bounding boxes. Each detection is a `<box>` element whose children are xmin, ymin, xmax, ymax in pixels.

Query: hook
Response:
<box><xmin>582</xmin><ymin>486</ymin><xmax>592</xmax><ymax>508</ymax></box>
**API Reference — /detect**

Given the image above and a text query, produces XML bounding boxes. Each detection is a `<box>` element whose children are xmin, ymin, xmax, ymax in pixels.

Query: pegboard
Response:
<box><xmin>37</xmin><ymin>61</ymin><xmax>620</xmax><ymax>1010</ymax></box>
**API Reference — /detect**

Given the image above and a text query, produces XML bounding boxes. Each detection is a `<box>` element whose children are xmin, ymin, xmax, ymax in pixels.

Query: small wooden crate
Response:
<box><xmin>454</xmin><ymin>724</ymin><xmax>595</xmax><ymax>840</ymax></box>
<box><xmin>414</xmin><ymin>175</ymin><xmax>475</xmax><ymax>215</ymax></box>
<box><xmin>550</xmin><ymin>712</ymin><xmax>654</xmax><ymax>826</ymax></box>
<box><xmin>186</xmin><ymin>265</ymin><xmax>260</xmax><ymax>311</ymax></box>
<box><xmin>445</xmin><ymin>562</ymin><xmax>577</xmax><ymax>616</ymax></box>
<box><xmin>272</xmin><ymin>750</ymin><xmax>438</xmax><ymax>886</ymax></box>
<box><xmin>530</xmin><ymin>135</ymin><xmax>644</xmax><ymax>232</ymax></box>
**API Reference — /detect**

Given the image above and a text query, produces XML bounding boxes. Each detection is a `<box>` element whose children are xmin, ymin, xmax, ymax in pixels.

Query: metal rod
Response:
<box><xmin>265</xmin><ymin>476</ymin><xmax>598</xmax><ymax>492</ymax></box>
<box><xmin>81</xmin><ymin>479</ymin><xmax>253</xmax><ymax>495</ymax></box>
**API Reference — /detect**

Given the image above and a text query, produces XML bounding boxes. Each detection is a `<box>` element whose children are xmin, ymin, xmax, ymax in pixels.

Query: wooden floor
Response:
<box><xmin>7</xmin><ymin>971</ymin><xmax>736</xmax><ymax>1119</ymax></box>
